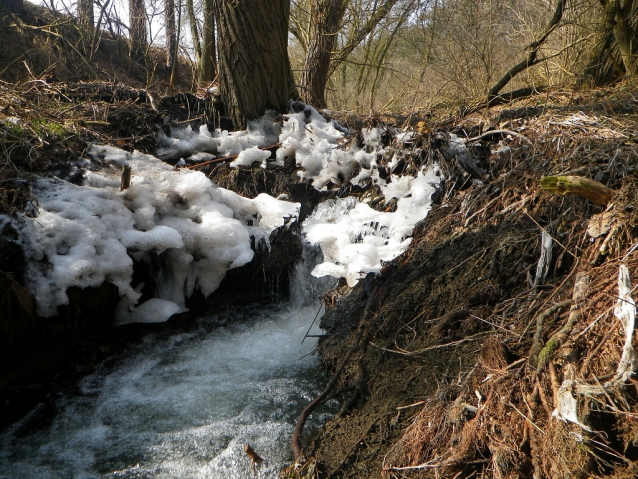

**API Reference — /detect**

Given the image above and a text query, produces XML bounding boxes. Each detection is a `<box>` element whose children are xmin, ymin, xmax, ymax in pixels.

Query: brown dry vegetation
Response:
<box><xmin>283</xmin><ymin>83</ymin><xmax>638</xmax><ymax>478</ymax></box>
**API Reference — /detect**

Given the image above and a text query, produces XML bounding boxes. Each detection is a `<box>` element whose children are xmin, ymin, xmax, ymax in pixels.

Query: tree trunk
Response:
<box><xmin>580</xmin><ymin>0</ymin><xmax>637</xmax><ymax>86</ymax></box>
<box><xmin>165</xmin><ymin>0</ymin><xmax>177</xmax><ymax>70</ymax></box>
<box><xmin>580</xmin><ymin>28</ymin><xmax>621</xmax><ymax>88</ymax></box>
<box><xmin>300</xmin><ymin>0</ymin><xmax>346</xmax><ymax>108</ymax></box>
<box><xmin>129</xmin><ymin>0</ymin><xmax>147</xmax><ymax>66</ymax></box>
<box><xmin>77</xmin><ymin>0</ymin><xmax>94</xmax><ymax>32</ymax></box>
<box><xmin>612</xmin><ymin>0</ymin><xmax>637</xmax><ymax>75</ymax></box>
<box><xmin>185</xmin><ymin>0</ymin><xmax>202</xmax><ymax>70</ymax></box>
<box><xmin>200</xmin><ymin>0</ymin><xmax>216</xmax><ymax>82</ymax></box>
<box><xmin>213</xmin><ymin>0</ymin><xmax>296</xmax><ymax>129</ymax></box>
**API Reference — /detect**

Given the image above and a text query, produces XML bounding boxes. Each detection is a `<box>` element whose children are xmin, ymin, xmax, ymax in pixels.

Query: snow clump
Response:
<box><xmin>158</xmin><ymin>102</ymin><xmax>443</xmax><ymax>288</ymax></box>
<box><xmin>12</xmin><ymin>145</ymin><xmax>299</xmax><ymax>320</ymax></box>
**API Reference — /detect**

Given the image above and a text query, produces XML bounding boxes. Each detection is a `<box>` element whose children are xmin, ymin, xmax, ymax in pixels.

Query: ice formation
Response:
<box><xmin>12</xmin><ymin>146</ymin><xmax>299</xmax><ymax>320</ymax></box>
<box><xmin>9</xmin><ymin>101</ymin><xmax>442</xmax><ymax>322</ymax></box>
<box><xmin>303</xmin><ymin>167</ymin><xmax>441</xmax><ymax>286</ymax></box>
<box><xmin>154</xmin><ymin>103</ymin><xmax>442</xmax><ymax>287</ymax></box>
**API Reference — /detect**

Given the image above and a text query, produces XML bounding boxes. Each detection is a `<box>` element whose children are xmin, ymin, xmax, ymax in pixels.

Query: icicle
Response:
<box><xmin>534</xmin><ymin>230</ymin><xmax>553</xmax><ymax>287</ymax></box>
<box><xmin>614</xmin><ymin>264</ymin><xmax>637</xmax><ymax>381</ymax></box>
<box><xmin>551</xmin><ymin>380</ymin><xmax>591</xmax><ymax>431</ymax></box>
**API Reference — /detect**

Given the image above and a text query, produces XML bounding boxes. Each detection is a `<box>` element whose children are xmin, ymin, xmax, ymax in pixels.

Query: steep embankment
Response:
<box><xmin>288</xmin><ymin>87</ymin><xmax>638</xmax><ymax>478</ymax></box>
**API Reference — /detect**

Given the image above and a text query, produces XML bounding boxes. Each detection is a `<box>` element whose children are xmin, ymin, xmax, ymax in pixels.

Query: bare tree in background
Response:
<box><xmin>77</xmin><ymin>0</ymin><xmax>94</xmax><ymax>32</ymax></box>
<box><xmin>165</xmin><ymin>0</ymin><xmax>177</xmax><ymax>70</ymax></box>
<box><xmin>185</xmin><ymin>0</ymin><xmax>202</xmax><ymax>74</ymax></box>
<box><xmin>213</xmin><ymin>0</ymin><xmax>296</xmax><ymax>128</ymax></box>
<box><xmin>300</xmin><ymin>0</ymin><xmax>346</xmax><ymax>108</ymax></box>
<box><xmin>129</xmin><ymin>0</ymin><xmax>147</xmax><ymax>66</ymax></box>
<box><xmin>200</xmin><ymin>0</ymin><xmax>216</xmax><ymax>81</ymax></box>
<box><xmin>292</xmin><ymin>0</ymin><xmax>403</xmax><ymax>108</ymax></box>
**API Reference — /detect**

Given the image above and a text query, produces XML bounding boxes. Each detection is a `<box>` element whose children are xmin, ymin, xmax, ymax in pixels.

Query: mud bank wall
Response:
<box><xmin>303</xmin><ymin>100</ymin><xmax>638</xmax><ymax>479</ymax></box>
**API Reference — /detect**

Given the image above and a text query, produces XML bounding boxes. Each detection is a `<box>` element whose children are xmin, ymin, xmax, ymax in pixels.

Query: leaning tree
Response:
<box><xmin>213</xmin><ymin>0</ymin><xmax>297</xmax><ymax>129</ymax></box>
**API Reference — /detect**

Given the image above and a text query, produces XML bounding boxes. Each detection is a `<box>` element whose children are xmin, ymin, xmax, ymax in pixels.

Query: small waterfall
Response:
<box><xmin>290</xmin><ymin>242</ymin><xmax>337</xmax><ymax>309</ymax></box>
<box><xmin>0</xmin><ymin>241</ymin><xmax>335</xmax><ymax>479</ymax></box>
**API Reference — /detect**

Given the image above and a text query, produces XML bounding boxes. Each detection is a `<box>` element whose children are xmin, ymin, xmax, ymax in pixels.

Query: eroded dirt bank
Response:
<box><xmin>287</xmin><ymin>88</ymin><xmax>638</xmax><ymax>478</ymax></box>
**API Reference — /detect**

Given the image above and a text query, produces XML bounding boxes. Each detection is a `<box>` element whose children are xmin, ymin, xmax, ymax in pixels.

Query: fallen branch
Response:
<box><xmin>540</xmin><ymin>175</ymin><xmax>614</xmax><ymax>206</ymax></box>
<box><xmin>185</xmin><ymin>142</ymin><xmax>281</xmax><ymax>169</ymax></box>
<box><xmin>537</xmin><ymin>272</ymin><xmax>590</xmax><ymax>372</ymax></box>
<box><xmin>467</xmin><ymin>129</ymin><xmax>532</xmax><ymax>145</ymax></box>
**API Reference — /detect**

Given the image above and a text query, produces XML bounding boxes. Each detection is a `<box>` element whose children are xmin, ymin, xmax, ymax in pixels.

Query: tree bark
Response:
<box><xmin>611</xmin><ymin>0</ymin><xmax>637</xmax><ymax>76</ymax></box>
<box><xmin>300</xmin><ymin>0</ymin><xmax>346</xmax><ymax>108</ymax></box>
<box><xmin>213</xmin><ymin>0</ymin><xmax>296</xmax><ymax>129</ymax></box>
<box><xmin>581</xmin><ymin>0</ymin><xmax>637</xmax><ymax>86</ymax></box>
<box><xmin>580</xmin><ymin>28</ymin><xmax>621</xmax><ymax>88</ymax></box>
<box><xmin>1</xmin><ymin>0</ymin><xmax>22</xmax><ymax>14</ymax></box>
<box><xmin>129</xmin><ymin>0</ymin><xmax>147</xmax><ymax>66</ymax></box>
<box><xmin>165</xmin><ymin>0</ymin><xmax>177</xmax><ymax>70</ymax></box>
<box><xmin>77</xmin><ymin>0</ymin><xmax>94</xmax><ymax>33</ymax></box>
<box><xmin>200</xmin><ymin>0</ymin><xmax>216</xmax><ymax>82</ymax></box>
<box><xmin>185</xmin><ymin>0</ymin><xmax>202</xmax><ymax>70</ymax></box>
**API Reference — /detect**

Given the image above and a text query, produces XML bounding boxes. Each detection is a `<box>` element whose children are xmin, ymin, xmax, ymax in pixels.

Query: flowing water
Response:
<box><xmin>0</xmin><ymin>259</ymin><xmax>333</xmax><ymax>479</ymax></box>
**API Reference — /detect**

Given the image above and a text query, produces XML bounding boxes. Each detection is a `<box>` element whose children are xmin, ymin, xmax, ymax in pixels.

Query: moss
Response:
<box><xmin>537</xmin><ymin>337</ymin><xmax>559</xmax><ymax>371</ymax></box>
<box><xmin>1</xmin><ymin>120</ymin><xmax>26</xmax><ymax>139</ymax></box>
<box><xmin>31</xmin><ymin>117</ymin><xmax>70</xmax><ymax>141</ymax></box>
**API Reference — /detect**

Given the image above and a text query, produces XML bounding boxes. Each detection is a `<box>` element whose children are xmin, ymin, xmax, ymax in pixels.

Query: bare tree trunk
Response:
<box><xmin>368</xmin><ymin>3</ymin><xmax>411</xmax><ymax>110</ymax></box>
<box><xmin>165</xmin><ymin>0</ymin><xmax>177</xmax><ymax>70</ymax></box>
<box><xmin>77</xmin><ymin>0</ymin><xmax>94</xmax><ymax>32</ymax></box>
<box><xmin>200</xmin><ymin>0</ymin><xmax>216</xmax><ymax>82</ymax></box>
<box><xmin>213</xmin><ymin>0</ymin><xmax>296</xmax><ymax>129</ymax></box>
<box><xmin>580</xmin><ymin>0</ymin><xmax>637</xmax><ymax>86</ymax></box>
<box><xmin>580</xmin><ymin>28</ymin><xmax>621</xmax><ymax>87</ymax></box>
<box><xmin>612</xmin><ymin>0</ymin><xmax>637</xmax><ymax>75</ymax></box>
<box><xmin>185</xmin><ymin>0</ymin><xmax>202</xmax><ymax>70</ymax></box>
<box><xmin>169</xmin><ymin>0</ymin><xmax>181</xmax><ymax>88</ymax></box>
<box><xmin>300</xmin><ymin>0</ymin><xmax>346</xmax><ymax>108</ymax></box>
<box><xmin>129</xmin><ymin>0</ymin><xmax>147</xmax><ymax>66</ymax></box>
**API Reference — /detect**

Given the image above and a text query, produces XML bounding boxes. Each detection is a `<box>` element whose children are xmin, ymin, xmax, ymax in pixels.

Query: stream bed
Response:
<box><xmin>0</xmin><ymin>302</ymin><xmax>329</xmax><ymax>479</ymax></box>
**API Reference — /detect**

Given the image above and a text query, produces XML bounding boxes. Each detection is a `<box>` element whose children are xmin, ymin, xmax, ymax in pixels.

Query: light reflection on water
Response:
<box><xmin>0</xmin><ymin>304</ymin><xmax>329</xmax><ymax>479</ymax></box>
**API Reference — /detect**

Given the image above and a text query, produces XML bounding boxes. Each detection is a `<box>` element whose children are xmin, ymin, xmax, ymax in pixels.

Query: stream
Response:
<box><xmin>0</xmin><ymin>266</ymin><xmax>332</xmax><ymax>479</ymax></box>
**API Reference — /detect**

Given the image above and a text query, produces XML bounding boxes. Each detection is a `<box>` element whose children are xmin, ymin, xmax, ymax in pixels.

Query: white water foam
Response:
<box><xmin>0</xmin><ymin>303</ymin><xmax>328</xmax><ymax>479</ymax></box>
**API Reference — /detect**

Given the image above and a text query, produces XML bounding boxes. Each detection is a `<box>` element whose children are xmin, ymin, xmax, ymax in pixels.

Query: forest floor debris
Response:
<box><xmin>285</xmin><ymin>81</ymin><xmax>638</xmax><ymax>478</ymax></box>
